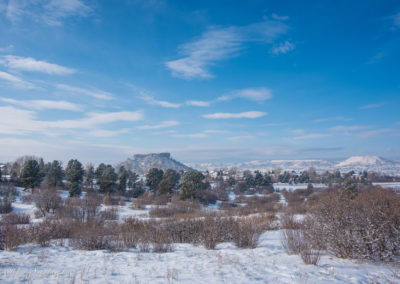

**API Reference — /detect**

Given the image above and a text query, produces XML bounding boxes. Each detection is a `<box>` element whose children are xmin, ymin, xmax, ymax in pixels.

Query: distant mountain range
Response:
<box><xmin>116</xmin><ymin>153</ymin><xmax>192</xmax><ymax>174</ymax></box>
<box><xmin>188</xmin><ymin>156</ymin><xmax>400</xmax><ymax>175</ymax></box>
<box><xmin>116</xmin><ymin>154</ymin><xmax>400</xmax><ymax>175</ymax></box>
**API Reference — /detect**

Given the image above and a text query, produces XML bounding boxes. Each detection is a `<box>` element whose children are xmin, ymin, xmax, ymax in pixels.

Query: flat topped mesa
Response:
<box><xmin>133</xmin><ymin>153</ymin><xmax>171</xmax><ymax>159</ymax></box>
<box><xmin>117</xmin><ymin>152</ymin><xmax>191</xmax><ymax>174</ymax></box>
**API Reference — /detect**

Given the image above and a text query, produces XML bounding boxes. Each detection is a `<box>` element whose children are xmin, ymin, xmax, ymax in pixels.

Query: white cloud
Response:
<box><xmin>165</xmin><ymin>19</ymin><xmax>288</xmax><ymax>79</ymax></box>
<box><xmin>391</xmin><ymin>12</ymin><xmax>400</xmax><ymax>29</ymax></box>
<box><xmin>87</xmin><ymin>129</ymin><xmax>131</xmax><ymax>137</ymax></box>
<box><xmin>218</xmin><ymin>87</ymin><xmax>273</xmax><ymax>102</ymax></box>
<box><xmin>46</xmin><ymin>111</ymin><xmax>143</xmax><ymax>129</ymax></box>
<box><xmin>270</xmin><ymin>41</ymin><xmax>295</xmax><ymax>55</ymax></box>
<box><xmin>292</xmin><ymin>129</ymin><xmax>305</xmax><ymax>135</ymax></box>
<box><xmin>56</xmin><ymin>84</ymin><xmax>114</xmax><ymax>100</ymax></box>
<box><xmin>313</xmin><ymin>116</ymin><xmax>352</xmax><ymax>123</ymax></box>
<box><xmin>4</xmin><ymin>0</ymin><xmax>92</xmax><ymax>26</ymax></box>
<box><xmin>1</xmin><ymin>55</ymin><xmax>76</xmax><ymax>75</ymax></box>
<box><xmin>360</xmin><ymin>103</ymin><xmax>384</xmax><ymax>109</ymax></box>
<box><xmin>357</xmin><ymin>129</ymin><xmax>393</xmax><ymax>138</ymax></box>
<box><xmin>0</xmin><ymin>106</ymin><xmax>42</xmax><ymax>135</ymax></box>
<box><xmin>173</xmin><ymin>133</ymin><xmax>208</xmax><ymax>138</ymax></box>
<box><xmin>366</xmin><ymin>52</ymin><xmax>386</xmax><ymax>64</ymax></box>
<box><xmin>0</xmin><ymin>70</ymin><xmax>36</xmax><ymax>89</ymax></box>
<box><xmin>0</xmin><ymin>97</ymin><xmax>82</xmax><ymax>111</ymax></box>
<box><xmin>294</xmin><ymin>133</ymin><xmax>331</xmax><ymax>140</ymax></box>
<box><xmin>330</xmin><ymin>125</ymin><xmax>372</xmax><ymax>131</ymax></box>
<box><xmin>138</xmin><ymin>90</ymin><xmax>181</xmax><ymax>108</ymax></box>
<box><xmin>138</xmin><ymin>120</ymin><xmax>180</xmax><ymax>130</ymax></box>
<box><xmin>203</xmin><ymin>111</ymin><xmax>267</xmax><ymax>119</ymax></box>
<box><xmin>203</xmin><ymin>130</ymin><xmax>230</xmax><ymax>134</ymax></box>
<box><xmin>0</xmin><ymin>106</ymin><xmax>143</xmax><ymax>135</ymax></box>
<box><xmin>185</xmin><ymin>100</ymin><xmax>210</xmax><ymax>107</ymax></box>
<box><xmin>226</xmin><ymin>135</ymin><xmax>255</xmax><ymax>141</ymax></box>
<box><xmin>271</xmin><ymin>14</ymin><xmax>289</xmax><ymax>21</ymax></box>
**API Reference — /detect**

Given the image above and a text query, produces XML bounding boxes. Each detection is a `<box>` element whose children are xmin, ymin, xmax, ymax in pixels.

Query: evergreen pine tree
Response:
<box><xmin>21</xmin><ymin>160</ymin><xmax>42</xmax><ymax>190</ymax></box>
<box><xmin>65</xmin><ymin>159</ymin><xmax>84</xmax><ymax>197</ymax></box>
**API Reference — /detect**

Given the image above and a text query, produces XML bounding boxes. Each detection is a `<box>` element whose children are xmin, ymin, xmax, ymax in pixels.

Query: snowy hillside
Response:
<box><xmin>190</xmin><ymin>156</ymin><xmax>400</xmax><ymax>175</ymax></box>
<box><xmin>336</xmin><ymin>156</ymin><xmax>393</xmax><ymax>167</ymax></box>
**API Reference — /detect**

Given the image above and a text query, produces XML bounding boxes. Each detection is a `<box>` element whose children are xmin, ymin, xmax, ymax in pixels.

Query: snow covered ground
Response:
<box><xmin>2</xmin><ymin>188</ymin><xmax>399</xmax><ymax>283</ymax></box>
<box><xmin>0</xmin><ymin>230</ymin><xmax>398</xmax><ymax>283</ymax></box>
<box><xmin>273</xmin><ymin>183</ymin><xmax>327</xmax><ymax>192</ymax></box>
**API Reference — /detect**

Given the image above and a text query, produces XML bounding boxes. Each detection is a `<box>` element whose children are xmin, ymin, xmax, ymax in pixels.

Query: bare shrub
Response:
<box><xmin>100</xmin><ymin>207</ymin><xmax>119</xmax><ymax>220</ymax></box>
<box><xmin>300</xmin><ymin>242</ymin><xmax>321</xmax><ymax>265</ymax></box>
<box><xmin>151</xmin><ymin>226</ymin><xmax>173</xmax><ymax>253</ymax></box>
<box><xmin>232</xmin><ymin>217</ymin><xmax>262</xmax><ymax>248</ymax></box>
<box><xmin>103</xmin><ymin>194</ymin><xmax>124</xmax><ymax>206</ymax></box>
<box><xmin>0</xmin><ymin>225</ymin><xmax>26</xmax><ymax>250</ymax></box>
<box><xmin>0</xmin><ymin>197</ymin><xmax>12</xmax><ymax>214</ymax></box>
<box><xmin>149</xmin><ymin>200</ymin><xmax>200</xmax><ymax>218</ymax></box>
<box><xmin>58</xmin><ymin>193</ymin><xmax>101</xmax><ymax>222</ymax></box>
<box><xmin>280</xmin><ymin>212</ymin><xmax>302</xmax><ymax>229</ymax></box>
<box><xmin>306</xmin><ymin>186</ymin><xmax>400</xmax><ymax>261</ymax></box>
<box><xmin>214</xmin><ymin>181</ymin><xmax>230</xmax><ymax>201</ymax></box>
<box><xmin>0</xmin><ymin>183</ymin><xmax>18</xmax><ymax>199</ymax></box>
<box><xmin>33</xmin><ymin>189</ymin><xmax>62</xmax><ymax>217</ymax></box>
<box><xmin>21</xmin><ymin>194</ymin><xmax>33</xmax><ymax>204</ymax></box>
<box><xmin>30</xmin><ymin>218</ymin><xmax>56</xmax><ymax>247</ymax></box>
<box><xmin>1</xmin><ymin>212</ymin><xmax>30</xmax><ymax>225</ymax></box>
<box><xmin>131</xmin><ymin>193</ymin><xmax>154</xmax><ymax>209</ymax></box>
<box><xmin>280</xmin><ymin>229</ymin><xmax>303</xmax><ymax>255</ymax></box>
<box><xmin>119</xmin><ymin>218</ymin><xmax>141</xmax><ymax>248</ymax></box>
<box><xmin>70</xmin><ymin>220</ymin><xmax>113</xmax><ymax>250</ymax></box>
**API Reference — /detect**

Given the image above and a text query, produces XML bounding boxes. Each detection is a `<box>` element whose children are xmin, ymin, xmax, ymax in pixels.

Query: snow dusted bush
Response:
<box><xmin>305</xmin><ymin>186</ymin><xmax>400</xmax><ymax>261</ymax></box>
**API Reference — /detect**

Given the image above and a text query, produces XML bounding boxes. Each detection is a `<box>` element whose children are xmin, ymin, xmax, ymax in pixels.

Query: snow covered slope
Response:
<box><xmin>336</xmin><ymin>156</ymin><xmax>393</xmax><ymax>167</ymax></box>
<box><xmin>190</xmin><ymin>156</ymin><xmax>400</xmax><ymax>175</ymax></box>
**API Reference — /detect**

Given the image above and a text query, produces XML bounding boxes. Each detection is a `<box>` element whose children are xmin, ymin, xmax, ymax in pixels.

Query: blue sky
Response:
<box><xmin>0</xmin><ymin>0</ymin><xmax>399</xmax><ymax>164</ymax></box>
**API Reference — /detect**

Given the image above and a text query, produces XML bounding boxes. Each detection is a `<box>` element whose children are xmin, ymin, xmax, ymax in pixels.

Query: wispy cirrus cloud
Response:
<box><xmin>226</xmin><ymin>135</ymin><xmax>255</xmax><ymax>141</ymax></box>
<box><xmin>366</xmin><ymin>52</ymin><xmax>386</xmax><ymax>64</ymax></box>
<box><xmin>87</xmin><ymin>129</ymin><xmax>131</xmax><ymax>137</ymax></box>
<box><xmin>294</xmin><ymin>133</ymin><xmax>331</xmax><ymax>140</ymax></box>
<box><xmin>56</xmin><ymin>84</ymin><xmax>114</xmax><ymax>100</ymax></box>
<box><xmin>139</xmin><ymin>91</ymin><xmax>181</xmax><ymax>108</ymax></box>
<box><xmin>173</xmin><ymin>133</ymin><xmax>208</xmax><ymax>138</ymax></box>
<box><xmin>313</xmin><ymin>116</ymin><xmax>352</xmax><ymax>123</ymax></box>
<box><xmin>0</xmin><ymin>106</ymin><xmax>143</xmax><ymax>136</ymax></box>
<box><xmin>185</xmin><ymin>100</ymin><xmax>210</xmax><ymax>107</ymax></box>
<box><xmin>3</xmin><ymin>0</ymin><xmax>92</xmax><ymax>26</ymax></box>
<box><xmin>217</xmin><ymin>87</ymin><xmax>273</xmax><ymax>102</ymax></box>
<box><xmin>270</xmin><ymin>40</ymin><xmax>295</xmax><ymax>55</ymax></box>
<box><xmin>357</xmin><ymin>128</ymin><xmax>393</xmax><ymax>138</ymax></box>
<box><xmin>1</xmin><ymin>55</ymin><xmax>76</xmax><ymax>75</ymax></box>
<box><xmin>0</xmin><ymin>97</ymin><xmax>82</xmax><ymax>111</ymax></box>
<box><xmin>329</xmin><ymin>125</ymin><xmax>372</xmax><ymax>131</ymax></box>
<box><xmin>138</xmin><ymin>120</ymin><xmax>180</xmax><ymax>130</ymax></box>
<box><xmin>165</xmin><ymin>19</ymin><xmax>288</xmax><ymax>79</ymax></box>
<box><xmin>390</xmin><ymin>12</ymin><xmax>400</xmax><ymax>29</ymax></box>
<box><xmin>360</xmin><ymin>103</ymin><xmax>384</xmax><ymax>109</ymax></box>
<box><xmin>203</xmin><ymin>111</ymin><xmax>267</xmax><ymax>119</ymax></box>
<box><xmin>0</xmin><ymin>70</ymin><xmax>36</xmax><ymax>89</ymax></box>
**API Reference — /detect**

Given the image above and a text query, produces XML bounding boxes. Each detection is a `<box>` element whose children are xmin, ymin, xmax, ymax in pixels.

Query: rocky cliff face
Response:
<box><xmin>116</xmin><ymin>153</ymin><xmax>192</xmax><ymax>174</ymax></box>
